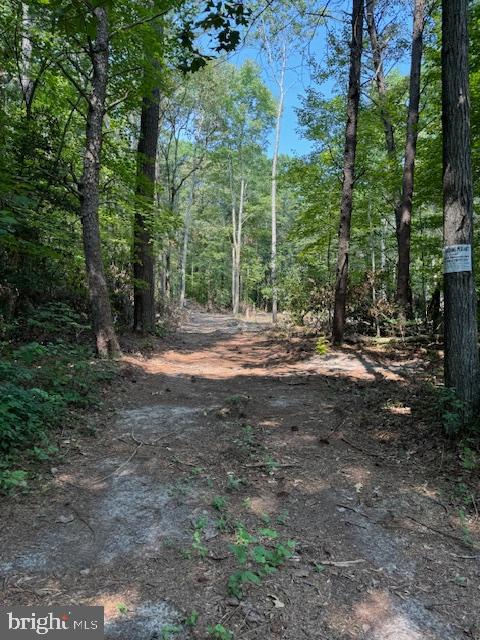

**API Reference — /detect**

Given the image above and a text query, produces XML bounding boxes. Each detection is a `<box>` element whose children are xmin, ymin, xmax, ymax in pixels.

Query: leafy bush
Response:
<box><xmin>23</xmin><ymin>302</ymin><xmax>90</xmax><ymax>342</ymax></box>
<box><xmin>0</xmin><ymin>383</ymin><xmax>63</xmax><ymax>455</ymax></box>
<box><xmin>0</xmin><ymin>338</ymin><xmax>116</xmax><ymax>493</ymax></box>
<box><xmin>436</xmin><ymin>386</ymin><xmax>465</xmax><ymax>436</ymax></box>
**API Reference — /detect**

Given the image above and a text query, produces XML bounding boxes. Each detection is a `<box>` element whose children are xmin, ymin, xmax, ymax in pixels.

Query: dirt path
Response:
<box><xmin>1</xmin><ymin>310</ymin><xmax>479</xmax><ymax>639</ymax></box>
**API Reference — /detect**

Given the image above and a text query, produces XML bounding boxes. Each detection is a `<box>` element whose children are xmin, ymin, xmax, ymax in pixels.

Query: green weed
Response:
<box><xmin>207</xmin><ymin>624</ymin><xmax>234</xmax><ymax>640</ymax></box>
<box><xmin>315</xmin><ymin>336</ymin><xmax>329</xmax><ymax>355</ymax></box>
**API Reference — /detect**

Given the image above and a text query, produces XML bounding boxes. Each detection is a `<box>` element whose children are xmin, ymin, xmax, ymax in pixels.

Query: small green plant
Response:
<box><xmin>215</xmin><ymin>514</ymin><xmax>233</xmax><ymax>532</ymax></box>
<box><xmin>242</xmin><ymin>497</ymin><xmax>252</xmax><ymax>509</ymax></box>
<box><xmin>227</xmin><ymin>570</ymin><xmax>261</xmax><ymax>598</ymax></box>
<box><xmin>275</xmin><ymin>509</ymin><xmax>289</xmax><ymax>525</ymax></box>
<box><xmin>212</xmin><ymin>496</ymin><xmax>228</xmax><ymax>511</ymax></box>
<box><xmin>315</xmin><ymin>336</ymin><xmax>329</xmax><ymax>355</ymax></box>
<box><xmin>314</xmin><ymin>563</ymin><xmax>326</xmax><ymax>573</ymax></box>
<box><xmin>225</xmin><ymin>394</ymin><xmax>248</xmax><ymax>407</ymax></box>
<box><xmin>460</xmin><ymin>446</ymin><xmax>477</xmax><ymax>471</ymax></box>
<box><xmin>0</xmin><ymin>469</ymin><xmax>28</xmax><ymax>494</ymax></box>
<box><xmin>207</xmin><ymin>623</ymin><xmax>234</xmax><ymax>640</ymax></box>
<box><xmin>226</xmin><ymin>473</ymin><xmax>245</xmax><ymax>491</ymax></box>
<box><xmin>264</xmin><ymin>455</ymin><xmax>280</xmax><ymax>475</ymax></box>
<box><xmin>458</xmin><ymin>509</ymin><xmax>473</xmax><ymax>546</ymax></box>
<box><xmin>258</xmin><ymin>527</ymin><xmax>279</xmax><ymax>540</ymax></box>
<box><xmin>233</xmin><ymin>424</ymin><xmax>258</xmax><ymax>455</ymax></box>
<box><xmin>168</xmin><ymin>478</ymin><xmax>192</xmax><ymax>498</ymax></box>
<box><xmin>30</xmin><ymin>444</ymin><xmax>59</xmax><ymax>461</ymax></box>
<box><xmin>437</xmin><ymin>387</ymin><xmax>465</xmax><ymax>436</ymax></box>
<box><xmin>160</xmin><ymin>624</ymin><xmax>182</xmax><ymax>639</ymax></box>
<box><xmin>191</xmin><ymin>516</ymin><xmax>208</xmax><ymax>558</ymax></box>
<box><xmin>190</xmin><ymin>466</ymin><xmax>204</xmax><ymax>477</ymax></box>
<box><xmin>180</xmin><ymin>547</ymin><xmax>192</xmax><ymax>560</ymax></box>
<box><xmin>226</xmin><ymin>522</ymin><xmax>295</xmax><ymax>598</ymax></box>
<box><xmin>116</xmin><ymin>603</ymin><xmax>128</xmax><ymax>615</ymax></box>
<box><xmin>183</xmin><ymin>610</ymin><xmax>199</xmax><ymax>627</ymax></box>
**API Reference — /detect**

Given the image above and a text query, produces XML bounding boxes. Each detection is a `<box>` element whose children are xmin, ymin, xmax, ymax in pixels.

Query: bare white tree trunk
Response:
<box><xmin>179</xmin><ymin>178</ymin><xmax>194</xmax><ymax>307</ymax></box>
<box><xmin>270</xmin><ymin>43</ymin><xmax>286</xmax><ymax>324</ymax></box>
<box><xmin>232</xmin><ymin>178</ymin><xmax>245</xmax><ymax>315</ymax></box>
<box><xmin>20</xmin><ymin>3</ymin><xmax>33</xmax><ymax>112</ymax></box>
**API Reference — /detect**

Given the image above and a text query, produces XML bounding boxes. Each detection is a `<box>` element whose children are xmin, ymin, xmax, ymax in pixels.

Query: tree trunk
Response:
<box><xmin>427</xmin><ymin>284</ymin><xmax>441</xmax><ymax>335</ymax></box>
<box><xmin>396</xmin><ymin>0</ymin><xmax>425</xmax><ymax>316</ymax></box>
<box><xmin>133</xmin><ymin>85</ymin><xmax>161</xmax><ymax>333</ymax></box>
<box><xmin>79</xmin><ymin>5</ymin><xmax>120</xmax><ymax>358</ymax></box>
<box><xmin>365</xmin><ymin>0</ymin><xmax>395</xmax><ymax>156</ymax></box>
<box><xmin>368</xmin><ymin>203</ymin><xmax>380</xmax><ymax>337</ymax></box>
<box><xmin>232</xmin><ymin>178</ymin><xmax>245</xmax><ymax>316</ymax></box>
<box><xmin>164</xmin><ymin>248</ymin><xmax>171</xmax><ymax>299</ymax></box>
<box><xmin>20</xmin><ymin>3</ymin><xmax>34</xmax><ymax>115</ymax></box>
<box><xmin>442</xmin><ymin>0</ymin><xmax>480</xmax><ymax>420</ymax></box>
<box><xmin>271</xmin><ymin>44</ymin><xmax>286</xmax><ymax>324</ymax></box>
<box><xmin>179</xmin><ymin>178</ymin><xmax>194</xmax><ymax>307</ymax></box>
<box><xmin>332</xmin><ymin>0</ymin><xmax>364</xmax><ymax>345</ymax></box>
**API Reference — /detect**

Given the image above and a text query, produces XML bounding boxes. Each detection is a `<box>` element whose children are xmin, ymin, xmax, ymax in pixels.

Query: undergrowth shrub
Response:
<box><xmin>0</xmin><ymin>334</ymin><xmax>116</xmax><ymax>493</ymax></box>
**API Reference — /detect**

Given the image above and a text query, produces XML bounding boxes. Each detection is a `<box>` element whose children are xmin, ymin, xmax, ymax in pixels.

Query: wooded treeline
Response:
<box><xmin>1</xmin><ymin>0</ymin><xmax>480</xmax><ymax>414</ymax></box>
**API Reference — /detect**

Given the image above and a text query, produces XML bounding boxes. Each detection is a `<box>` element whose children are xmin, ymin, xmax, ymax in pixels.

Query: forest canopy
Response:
<box><xmin>1</xmin><ymin>0</ymin><xmax>480</xmax><ymax>432</ymax></box>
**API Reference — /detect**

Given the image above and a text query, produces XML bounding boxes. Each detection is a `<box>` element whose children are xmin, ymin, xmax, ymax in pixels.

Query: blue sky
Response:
<box><xmin>228</xmin><ymin>2</ymin><xmax>412</xmax><ymax>158</ymax></box>
<box><xmin>230</xmin><ymin>28</ymin><xmax>332</xmax><ymax>157</ymax></box>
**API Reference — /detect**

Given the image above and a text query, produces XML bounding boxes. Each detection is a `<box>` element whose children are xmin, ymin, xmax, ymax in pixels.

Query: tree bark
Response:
<box><xmin>442</xmin><ymin>0</ymin><xmax>480</xmax><ymax>420</ymax></box>
<box><xmin>365</xmin><ymin>0</ymin><xmax>395</xmax><ymax>156</ymax></box>
<box><xmin>332</xmin><ymin>0</ymin><xmax>364</xmax><ymax>345</ymax></box>
<box><xmin>396</xmin><ymin>0</ymin><xmax>425</xmax><ymax>316</ymax></box>
<box><xmin>133</xmin><ymin>85</ymin><xmax>161</xmax><ymax>333</ymax></box>
<box><xmin>179</xmin><ymin>178</ymin><xmax>194</xmax><ymax>307</ymax></box>
<box><xmin>270</xmin><ymin>44</ymin><xmax>286</xmax><ymax>324</ymax></box>
<box><xmin>232</xmin><ymin>178</ymin><xmax>245</xmax><ymax>316</ymax></box>
<box><xmin>79</xmin><ymin>5</ymin><xmax>120</xmax><ymax>357</ymax></box>
<box><xmin>20</xmin><ymin>3</ymin><xmax>34</xmax><ymax>115</ymax></box>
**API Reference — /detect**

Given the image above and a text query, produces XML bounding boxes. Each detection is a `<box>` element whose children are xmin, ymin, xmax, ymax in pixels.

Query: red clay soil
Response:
<box><xmin>1</xmin><ymin>310</ymin><xmax>479</xmax><ymax>640</ymax></box>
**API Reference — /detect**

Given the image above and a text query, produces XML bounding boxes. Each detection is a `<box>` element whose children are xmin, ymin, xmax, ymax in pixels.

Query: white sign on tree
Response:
<box><xmin>443</xmin><ymin>244</ymin><xmax>472</xmax><ymax>273</ymax></box>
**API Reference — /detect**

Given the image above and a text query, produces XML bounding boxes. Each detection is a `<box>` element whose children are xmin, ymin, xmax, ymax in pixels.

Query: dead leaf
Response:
<box><xmin>56</xmin><ymin>514</ymin><xmax>74</xmax><ymax>524</ymax></box>
<box><xmin>292</xmin><ymin>569</ymin><xmax>309</xmax><ymax>578</ymax></box>
<box><xmin>268</xmin><ymin>594</ymin><xmax>285</xmax><ymax>608</ymax></box>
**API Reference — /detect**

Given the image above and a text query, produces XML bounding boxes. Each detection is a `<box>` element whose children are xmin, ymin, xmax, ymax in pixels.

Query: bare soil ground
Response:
<box><xmin>1</xmin><ymin>310</ymin><xmax>480</xmax><ymax>639</ymax></box>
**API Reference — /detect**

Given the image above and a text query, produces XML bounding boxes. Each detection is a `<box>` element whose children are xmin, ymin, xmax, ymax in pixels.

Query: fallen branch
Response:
<box><xmin>336</xmin><ymin>503</ymin><xmax>372</xmax><ymax>519</ymax></box>
<box><xmin>450</xmin><ymin>553</ymin><xmax>480</xmax><ymax>560</ymax></box>
<box><xmin>243</xmin><ymin>462</ymin><xmax>298</xmax><ymax>469</ymax></box>
<box><xmin>130</xmin><ymin>429</ymin><xmax>174</xmax><ymax>446</ymax></box>
<box><xmin>340</xmin><ymin>436</ymin><xmax>383</xmax><ymax>459</ymax></box>
<box><xmin>316</xmin><ymin>559</ymin><xmax>365</xmax><ymax>567</ymax></box>
<box><xmin>93</xmin><ymin>444</ymin><xmax>142</xmax><ymax>484</ymax></box>
<box><xmin>404</xmin><ymin>515</ymin><xmax>478</xmax><ymax>550</ymax></box>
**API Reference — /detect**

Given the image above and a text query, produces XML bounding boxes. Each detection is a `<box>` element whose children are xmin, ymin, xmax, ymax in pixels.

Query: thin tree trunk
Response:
<box><xmin>164</xmin><ymin>247</ymin><xmax>171</xmax><ymax>299</ymax></box>
<box><xmin>79</xmin><ymin>5</ymin><xmax>120</xmax><ymax>358</ymax></box>
<box><xmin>396</xmin><ymin>0</ymin><xmax>425</xmax><ymax>316</ymax></box>
<box><xmin>179</xmin><ymin>178</ymin><xmax>194</xmax><ymax>307</ymax></box>
<box><xmin>365</xmin><ymin>0</ymin><xmax>395</xmax><ymax>156</ymax></box>
<box><xmin>233</xmin><ymin>178</ymin><xmax>245</xmax><ymax>316</ymax></box>
<box><xmin>368</xmin><ymin>204</ymin><xmax>380</xmax><ymax>337</ymax></box>
<box><xmin>271</xmin><ymin>44</ymin><xmax>286</xmax><ymax>324</ymax></box>
<box><xmin>332</xmin><ymin>0</ymin><xmax>364</xmax><ymax>345</ymax></box>
<box><xmin>380</xmin><ymin>218</ymin><xmax>386</xmax><ymax>299</ymax></box>
<box><xmin>442</xmin><ymin>0</ymin><xmax>480</xmax><ymax>420</ymax></box>
<box><xmin>133</xmin><ymin>85</ymin><xmax>161</xmax><ymax>333</ymax></box>
<box><xmin>20</xmin><ymin>3</ymin><xmax>33</xmax><ymax>115</ymax></box>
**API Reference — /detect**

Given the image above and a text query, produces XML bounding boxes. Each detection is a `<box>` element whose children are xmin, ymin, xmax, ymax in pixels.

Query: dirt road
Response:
<box><xmin>1</xmin><ymin>310</ymin><xmax>479</xmax><ymax>639</ymax></box>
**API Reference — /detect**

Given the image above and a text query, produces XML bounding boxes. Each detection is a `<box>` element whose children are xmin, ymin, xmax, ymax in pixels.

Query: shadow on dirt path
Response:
<box><xmin>1</xmin><ymin>310</ymin><xmax>479</xmax><ymax>640</ymax></box>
